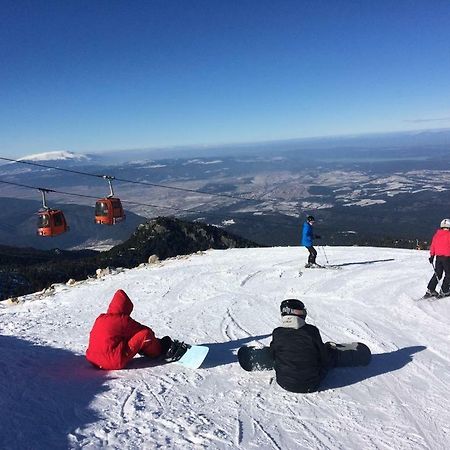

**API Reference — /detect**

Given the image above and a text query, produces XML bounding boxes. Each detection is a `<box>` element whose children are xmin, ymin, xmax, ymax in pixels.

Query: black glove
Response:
<box><xmin>315</xmin><ymin>235</ymin><xmax>321</xmax><ymax>239</ymax></box>
<box><xmin>429</xmin><ymin>255</ymin><xmax>434</xmax><ymax>264</ymax></box>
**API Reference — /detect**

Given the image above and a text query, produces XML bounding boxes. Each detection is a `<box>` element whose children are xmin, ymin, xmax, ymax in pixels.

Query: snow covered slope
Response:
<box><xmin>1</xmin><ymin>246</ymin><xmax>449</xmax><ymax>450</ymax></box>
<box><xmin>18</xmin><ymin>150</ymin><xmax>91</xmax><ymax>162</ymax></box>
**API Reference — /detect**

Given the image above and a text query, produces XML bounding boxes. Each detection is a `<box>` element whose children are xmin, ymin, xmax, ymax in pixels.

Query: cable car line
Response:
<box><xmin>0</xmin><ymin>156</ymin><xmax>300</xmax><ymax>237</ymax></box>
<box><xmin>1</xmin><ymin>177</ymin><xmax>296</xmax><ymax>228</ymax></box>
<box><xmin>0</xmin><ymin>156</ymin><xmax>262</xmax><ymax>203</ymax></box>
<box><xmin>0</xmin><ymin>179</ymin><xmax>217</xmax><ymax>215</ymax></box>
<box><xmin>0</xmin><ymin>156</ymin><xmax>105</xmax><ymax>178</ymax></box>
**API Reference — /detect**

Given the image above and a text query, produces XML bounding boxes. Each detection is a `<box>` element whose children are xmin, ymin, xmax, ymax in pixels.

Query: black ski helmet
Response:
<box><xmin>280</xmin><ymin>299</ymin><xmax>307</xmax><ymax>318</ymax></box>
<box><xmin>306</xmin><ymin>215</ymin><xmax>315</xmax><ymax>222</ymax></box>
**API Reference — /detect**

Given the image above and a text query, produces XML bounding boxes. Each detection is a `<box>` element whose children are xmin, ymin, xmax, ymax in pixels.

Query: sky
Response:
<box><xmin>1</xmin><ymin>246</ymin><xmax>449</xmax><ymax>449</ymax></box>
<box><xmin>1</xmin><ymin>0</ymin><xmax>450</xmax><ymax>158</ymax></box>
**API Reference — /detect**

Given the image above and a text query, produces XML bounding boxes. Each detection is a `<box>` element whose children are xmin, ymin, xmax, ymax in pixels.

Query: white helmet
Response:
<box><xmin>440</xmin><ymin>218</ymin><xmax>450</xmax><ymax>229</ymax></box>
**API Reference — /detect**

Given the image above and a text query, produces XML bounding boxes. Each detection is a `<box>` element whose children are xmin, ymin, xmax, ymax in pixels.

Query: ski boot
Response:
<box><xmin>423</xmin><ymin>289</ymin><xmax>439</xmax><ymax>299</ymax></box>
<box><xmin>305</xmin><ymin>263</ymin><xmax>321</xmax><ymax>268</ymax></box>
<box><xmin>306</xmin><ymin>263</ymin><xmax>323</xmax><ymax>269</ymax></box>
<box><xmin>438</xmin><ymin>290</ymin><xmax>450</xmax><ymax>299</ymax></box>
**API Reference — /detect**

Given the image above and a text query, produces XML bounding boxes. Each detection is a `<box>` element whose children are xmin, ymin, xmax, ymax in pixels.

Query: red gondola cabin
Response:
<box><xmin>37</xmin><ymin>209</ymin><xmax>69</xmax><ymax>237</ymax></box>
<box><xmin>95</xmin><ymin>198</ymin><xmax>125</xmax><ymax>225</ymax></box>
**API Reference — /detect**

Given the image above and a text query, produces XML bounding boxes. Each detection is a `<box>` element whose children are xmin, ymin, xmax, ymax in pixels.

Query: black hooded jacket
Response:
<box><xmin>270</xmin><ymin>323</ymin><xmax>330</xmax><ymax>393</ymax></box>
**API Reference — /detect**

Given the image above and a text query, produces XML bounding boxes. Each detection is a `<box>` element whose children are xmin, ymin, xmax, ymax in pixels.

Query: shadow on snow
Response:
<box><xmin>202</xmin><ymin>334</ymin><xmax>272</xmax><ymax>369</ymax></box>
<box><xmin>129</xmin><ymin>334</ymin><xmax>272</xmax><ymax>370</ymax></box>
<box><xmin>321</xmin><ymin>345</ymin><xmax>427</xmax><ymax>391</ymax></box>
<box><xmin>0</xmin><ymin>335</ymin><xmax>110</xmax><ymax>450</ymax></box>
<box><xmin>331</xmin><ymin>258</ymin><xmax>396</xmax><ymax>268</ymax></box>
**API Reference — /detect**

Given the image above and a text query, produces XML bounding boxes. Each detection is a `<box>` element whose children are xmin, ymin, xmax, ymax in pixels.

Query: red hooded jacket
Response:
<box><xmin>86</xmin><ymin>289</ymin><xmax>162</xmax><ymax>370</ymax></box>
<box><xmin>430</xmin><ymin>229</ymin><xmax>450</xmax><ymax>257</ymax></box>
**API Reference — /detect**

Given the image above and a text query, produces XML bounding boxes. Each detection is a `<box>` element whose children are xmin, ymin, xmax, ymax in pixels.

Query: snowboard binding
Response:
<box><xmin>165</xmin><ymin>340</ymin><xmax>191</xmax><ymax>363</ymax></box>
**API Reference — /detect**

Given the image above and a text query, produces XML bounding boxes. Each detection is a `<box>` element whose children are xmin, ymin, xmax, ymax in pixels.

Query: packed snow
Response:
<box><xmin>1</xmin><ymin>246</ymin><xmax>450</xmax><ymax>450</ymax></box>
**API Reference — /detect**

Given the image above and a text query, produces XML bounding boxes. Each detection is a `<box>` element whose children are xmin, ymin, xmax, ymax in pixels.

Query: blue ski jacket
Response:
<box><xmin>301</xmin><ymin>221</ymin><xmax>314</xmax><ymax>247</ymax></box>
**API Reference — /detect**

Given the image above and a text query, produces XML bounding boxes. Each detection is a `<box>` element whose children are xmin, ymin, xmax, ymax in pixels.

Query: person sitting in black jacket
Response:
<box><xmin>270</xmin><ymin>299</ymin><xmax>335</xmax><ymax>393</ymax></box>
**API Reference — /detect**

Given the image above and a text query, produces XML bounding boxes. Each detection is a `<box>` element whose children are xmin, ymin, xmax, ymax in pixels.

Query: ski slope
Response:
<box><xmin>1</xmin><ymin>246</ymin><xmax>450</xmax><ymax>450</ymax></box>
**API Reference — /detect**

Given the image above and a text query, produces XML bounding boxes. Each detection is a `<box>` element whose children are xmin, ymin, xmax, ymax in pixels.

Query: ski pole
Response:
<box><xmin>430</xmin><ymin>260</ymin><xmax>443</xmax><ymax>292</ymax></box>
<box><xmin>319</xmin><ymin>246</ymin><xmax>330</xmax><ymax>264</ymax></box>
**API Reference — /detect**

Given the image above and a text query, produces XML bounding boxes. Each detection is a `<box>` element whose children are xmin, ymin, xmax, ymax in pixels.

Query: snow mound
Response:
<box><xmin>1</xmin><ymin>246</ymin><xmax>449</xmax><ymax>449</ymax></box>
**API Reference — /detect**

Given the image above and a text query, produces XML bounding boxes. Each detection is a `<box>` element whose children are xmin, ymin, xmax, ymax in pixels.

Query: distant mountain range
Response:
<box><xmin>1</xmin><ymin>130</ymin><xmax>449</xmax><ymax>251</ymax></box>
<box><xmin>93</xmin><ymin>127</ymin><xmax>450</xmax><ymax>162</ymax></box>
<box><xmin>4</xmin><ymin>127</ymin><xmax>449</xmax><ymax>164</ymax></box>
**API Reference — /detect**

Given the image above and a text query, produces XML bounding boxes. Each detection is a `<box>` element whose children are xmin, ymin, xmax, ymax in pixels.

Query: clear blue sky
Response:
<box><xmin>1</xmin><ymin>0</ymin><xmax>450</xmax><ymax>158</ymax></box>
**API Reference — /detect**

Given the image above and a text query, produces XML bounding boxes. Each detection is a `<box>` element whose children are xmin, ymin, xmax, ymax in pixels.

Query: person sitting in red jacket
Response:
<box><xmin>425</xmin><ymin>218</ymin><xmax>450</xmax><ymax>298</ymax></box>
<box><xmin>86</xmin><ymin>289</ymin><xmax>173</xmax><ymax>370</ymax></box>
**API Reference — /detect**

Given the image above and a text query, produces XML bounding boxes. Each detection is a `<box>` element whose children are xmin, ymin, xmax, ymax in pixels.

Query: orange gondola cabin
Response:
<box><xmin>37</xmin><ymin>209</ymin><xmax>69</xmax><ymax>237</ymax></box>
<box><xmin>36</xmin><ymin>189</ymin><xmax>69</xmax><ymax>237</ymax></box>
<box><xmin>94</xmin><ymin>197</ymin><xmax>125</xmax><ymax>225</ymax></box>
<box><xmin>95</xmin><ymin>176</ymin><xmax>126</xmax><ymax>225</ymax></box>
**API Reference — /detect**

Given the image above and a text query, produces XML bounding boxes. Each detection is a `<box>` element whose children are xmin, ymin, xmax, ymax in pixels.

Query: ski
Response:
<box><xmin>431</xmin><ymin>294</ymin><xmax>450</xmax><ymax>301</ymax></box>
<box><xmin>414</xmin><ymin>294</ymin><xmax>439</xmax><ymax>302</ymax></box>
<box><xmin>414</xmin><ymin>291</ymin><xmax>450</xmax><ymax>301</ymax></box>
<box><xmin>304</xmin><ymin>264</ymin><xmax>342</xmax><ymax>270</ymax></box>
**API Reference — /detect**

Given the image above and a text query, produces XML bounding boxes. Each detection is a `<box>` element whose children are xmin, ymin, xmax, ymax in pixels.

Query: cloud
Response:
<box><xmin>404</xmin><ymin>117</ymin><xmax>450</xmax><ymax>123</ymax></box>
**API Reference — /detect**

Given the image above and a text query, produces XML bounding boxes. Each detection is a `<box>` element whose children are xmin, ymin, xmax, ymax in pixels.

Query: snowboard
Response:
<box><xmin>330</xmin><ymin>342</ymin><xmax>371</xmax><ymax>367</ymax></box>
<box><xmin>237</xmin><ymin>346</ymin><xmax>274</xmax><ymax>372</ymax></box>
<box><xmin>175</xmin><ymin>345</ymin><xmax>209</xmax><ymax>369</ymax></box>
<box><xmin>237</xmin><ymin>342</ymin><xmax>371</xmax><ymax>372</ymax></box>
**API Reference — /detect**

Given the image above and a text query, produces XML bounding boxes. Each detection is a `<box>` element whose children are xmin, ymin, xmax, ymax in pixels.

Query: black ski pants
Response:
<box><xmin>427</xmin><ymin>256</ymin><xmax>450</xmax><ymax>294</ymax></box>
<box><xmin>305</xmin><ymin>246</ymin><xmax>317</xmax><ymax>264</ymax></box>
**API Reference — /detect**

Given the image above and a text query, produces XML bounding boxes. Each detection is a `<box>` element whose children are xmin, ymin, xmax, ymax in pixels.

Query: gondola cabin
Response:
<box><xmin>95</xmin><ymin>198</ymin><xmax>125</xmax><ymax>225</ymax></box>
<box><xmin>37</xmin><ymin>209</ymin><xmax>69</xmax><ymax>237</ymax></box>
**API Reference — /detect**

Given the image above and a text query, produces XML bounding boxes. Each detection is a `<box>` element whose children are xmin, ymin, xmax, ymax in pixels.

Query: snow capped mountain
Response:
<box><xmin>1</xmin><ymin>245</ymin><xmax>449</xmax><ymax>449</ymax></box>
<box><xmin>18</xmin><ymin>150</ymin><xmax>92</xmax><ymax>162</ymax></box>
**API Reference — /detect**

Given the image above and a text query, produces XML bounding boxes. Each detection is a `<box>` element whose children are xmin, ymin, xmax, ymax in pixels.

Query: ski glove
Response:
<box><xmin>429</xmin><ymin>255</ymin><xmax>434</xmax><ymax>264</ymax></box>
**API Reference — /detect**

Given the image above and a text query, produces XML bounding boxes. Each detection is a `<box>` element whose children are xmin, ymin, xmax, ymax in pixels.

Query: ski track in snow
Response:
<box><xmin>1</xmin><ymin>246</ymin><xmax>450</xmax><ymax>449</ymax></box>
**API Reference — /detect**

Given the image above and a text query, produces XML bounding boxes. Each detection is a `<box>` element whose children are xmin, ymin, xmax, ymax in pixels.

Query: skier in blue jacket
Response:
<box><xmin>301</xmin><ymin>215</ymin><xmax>321</xmax><ymax>268</ymax></box>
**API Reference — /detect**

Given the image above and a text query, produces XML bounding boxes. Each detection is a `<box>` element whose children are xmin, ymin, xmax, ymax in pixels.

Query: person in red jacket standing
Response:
<box><xmin>86</xmin><ymin>289</ymin><xmax>173</xmax><ymax>370</ymax></box>
<box><xmin>424</xmin><ymin>219</ymin><xmax>450</xmax><ymax>298</ymax></box>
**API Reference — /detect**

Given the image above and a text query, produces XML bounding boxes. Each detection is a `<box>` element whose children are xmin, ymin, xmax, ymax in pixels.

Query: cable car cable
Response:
<box><xmin>0</xmin><ymin>178</ymin><xmax>297</xmax><ymax>229</ymax></box>
<box><xmin>0</xmin><ymin>179</ymin><xmax>221</xmax><ymax>216</ymax></box>
<box><xmin>0</xmin><ymin>156</ymin><xmax>266</xmax><ymax>203</ymax></box>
